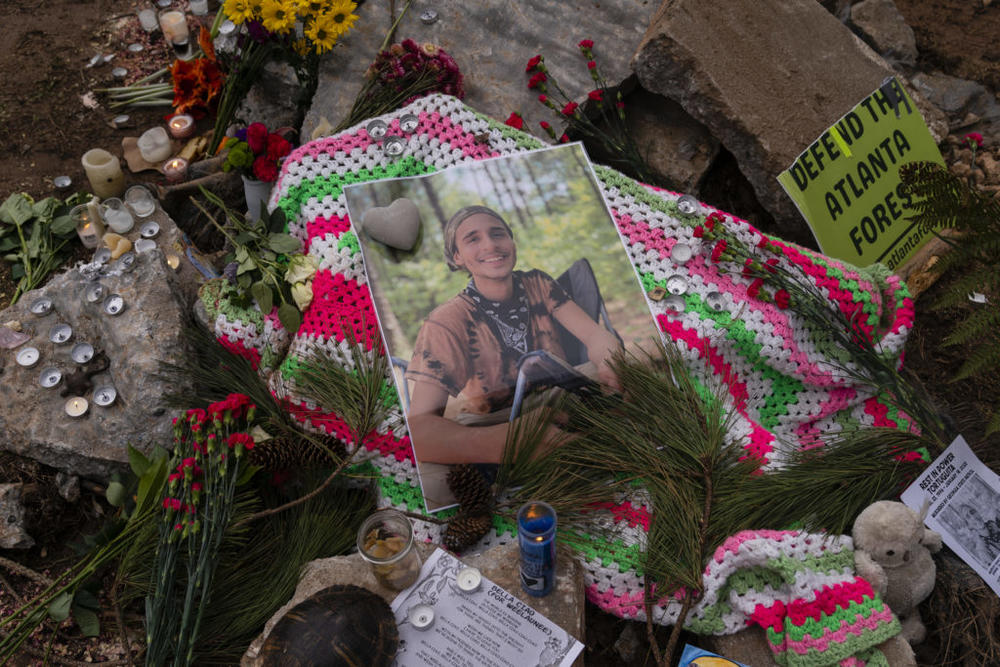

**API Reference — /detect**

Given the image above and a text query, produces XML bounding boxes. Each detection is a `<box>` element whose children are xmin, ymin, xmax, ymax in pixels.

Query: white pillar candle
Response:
<box><xmin>137</xmin><ymin>127</ymin><xmax>172</xmax><ymax>163</ymax></box>
<box><xmin>158</xmin><ymin>10</ymin><xmax>188</xmax><ymax>45</ymax></box>
<box><xmin>81</xmin><ymin>149</ymin><xmax>125</xmax><ymax>199</ymax></box>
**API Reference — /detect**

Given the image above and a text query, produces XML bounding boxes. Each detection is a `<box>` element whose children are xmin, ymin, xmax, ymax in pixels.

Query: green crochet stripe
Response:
<box><xmin>765</xmin><ymin>598</ymin><xmax>899</xmax><ymax>658</ymax></box>
<box><xmin>766</xmin><ymin>549</ymin><xmax>856</xmax><ymax>582</ymax></box>
<box><xmin>566</xmin><ymin>532</ymin><xmax>645</xmax><ymax>574</ymax></box>
<box><xmin>683</xmin><ymin>291</ymin><xmax>806</xmax><ymax>429</ymax></box>
<box><xmin>276</xmin><ymin>156</ymin><xmax>435</xmax><ymax>221</ymax></box>
<box><xmin>595</xmin><ymin>166</ymin><xmax>695</xmax><ymax>221</ymax></box>
<box><xmin>280</xmin><ymin>355</ymin><xmax>303</xmax><ymax>381</ymax></box>
<box><xmin>338</xmin><ymin>229</ymin><xmax>360</xmax><ymax>255</ymax></box>
<box><xmin>471</xmin><ymin>111</ymin><xmax>547</xmax><ymax>150</ymax></box>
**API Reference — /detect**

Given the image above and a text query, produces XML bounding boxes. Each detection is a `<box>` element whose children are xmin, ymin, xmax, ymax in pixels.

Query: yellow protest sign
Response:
<box><xmin>777</xmin><ymin>77</ymin><xmax>945</xmax><ymax>271</ymax></box>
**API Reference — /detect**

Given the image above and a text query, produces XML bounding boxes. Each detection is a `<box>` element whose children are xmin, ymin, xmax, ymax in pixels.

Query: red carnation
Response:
<box><xmin>562</xmin><ymin>101</ymin><xmax>579</xmax><ymax>116</ymax></box>
<box><xmin>705</xmin><ymin>211</ymin><xmax>725</xmax><ymax>231</ymax></box>
<box><xmin>528</xmin><ymin>72</ymin><xmax>547</xmax><ymax>89</ymax></box>
<box><xmin>693</xmin><ymin>226</ymin><xmax>704</xmax><ymax>238</ymax></box>
<box><xmin>505</xmin><ymin>112</ymin><xmax>524</xmax><ymax>130</ymax></box>
<box><xmin>252</xmin><ymin>154</ymin><xmax>279</xmax><ymax>183</ymax></box>
<box><xmin>246</xmin><ymin>122</ymin><xmax>268</xmax><ymax>155</ymax></box>
<box><xmin>588</xmin><ymin>89</ymin><xmax>603</xmax><ymax>102</ymax></box>
<box><xmin>742</xmin><ymin>257</ymin><xmax>754</xmax><ymax>278</ymax></box>
<box><xmin>540</xmin><ymin>121</ymin><xmax>551</xmax><ymax>130</ymax></box>
<box><xmin>711</xmin><ymin>239</ymin><xmax>728</xmax><ymax>263</ymax></box>
<box><xmin>964</xmin><ymin>132</ymin><xmax>984</xmax><ymax>148</ymax></box>
<box><xmin>774</xmin><ymin>289</ymin><xmax>790</xmax><ymax>310</ymax></box>
<box><xmin>266</xmin><ymin>133</ymin><xmax>292</xmax><ymax>161</ymax></box>
<box><xmin>587</xmin><ymin>60</ymin><xmax>596</xmax><ymax>70</ymax></box>
<box><xmin>578</xmin><ymin>39</ymin><xmax>594</xmax><ymax>49</ymax></box>
<box><xmin>560</xmin><ymin>134</ymin><xmax>570</xmax><ymax>143</ymax></box>
<box><xmin>765</xmin><ymin>258</ymin><xmax>779</xmax><ymax>274</ymax></box>
<box><xmin>525</xmin><ymin>55</ymin><xmax>542</xmax><ymax>72</ymax></box>
<box><xmin>747</xmin><ymin>278</ymin><xmax>764</xmax><ymax>299</ymax></box>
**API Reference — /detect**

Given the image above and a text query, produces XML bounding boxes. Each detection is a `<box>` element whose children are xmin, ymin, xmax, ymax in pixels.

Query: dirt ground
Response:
<box><xmin>1</xmin><ymin>0</ymin><xmax>999</xmax><ymax>664</ymax></box>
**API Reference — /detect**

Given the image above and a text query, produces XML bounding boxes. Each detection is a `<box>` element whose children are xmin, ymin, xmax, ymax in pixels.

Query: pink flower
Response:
<box><xmin>747</xmin><ymin>278</ymin><xmax>764</xmax><ymax>299</ymax></box>
<box><xmin>266</xmin><ymin>133</ymin><xmax>292</xmax><ymax>161</ymax></box>
<box><xmin>587</xmin><ymin>60</ymin><xmax>596</xmax><ymax>70</ymax></box>
<box><xmin>252</xmin><ymin>154</ymin><xmax>279</xmax><ymax>182</ymax></box>
<box><xmin>711</xmin><ymin>239</ymin><xmax>728</xmax><ymax>263</ymax></box>
<box><xmin>561</xmin><ymin>101</ymin><xmax>579</xmax><ymax>116</ymax></box>
<box><xmin>578</xmin><ymin>39</ymin><xmax>594</xmax><ymax>50</ymax></box>
<box><xmin>505</xmin><ymin>112</ymin><xmax>524</xmax><ymax>130</ymax></box>
<box><xmin>774</xmin><ymin>289</ymin><xmax>790</xmax><ymax>310</ymax></box>
<box><xmin>588</xmin><ymin>89</ymin><xmax>603</xmax><ymax>102</ymax></box>
<box><xmin>964</xmin><ymin>132</ymin><xmax>984</xmax><ymax>148</ymax></box>
<box><xmin>525</xmin><ymin>55</ymin><xmax>542</xmax><ymax>72</ymax></box>
<box><xmin>246</xmin><ymin>122</ymin><xmax>268</xmax><ymax>155</ymax></box>
<box><xmin>527</xmin><ymin>72</ymin><xmax>547</xmax><ymax>89</ymax></box>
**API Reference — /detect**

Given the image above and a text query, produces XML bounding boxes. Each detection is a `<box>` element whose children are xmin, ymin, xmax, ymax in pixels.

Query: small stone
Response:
<box><xmin>0</xmin><ymin>484</ymin><xmax>34</xmax><ymax>549</ymax></box>
<box><xmin>55</xmin><ymin>472</ymin><xmax>81</xmax><ymax>503</ymax></box>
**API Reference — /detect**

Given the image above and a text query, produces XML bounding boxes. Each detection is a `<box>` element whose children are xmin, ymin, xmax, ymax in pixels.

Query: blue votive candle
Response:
<box><xmin>517</xmin><ymin>501</ymin><xmax>556</xmax><ymax>597</ymax></box>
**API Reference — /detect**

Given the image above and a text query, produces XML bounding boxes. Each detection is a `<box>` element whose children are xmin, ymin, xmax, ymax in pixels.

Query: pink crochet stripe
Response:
<box><xmin>274</xmin><ymin>130</ymin><xmax>377</xmax><ymax>194</ymax></box>
<box><xmin>751</xmin><ymin>578</ymin><xmax>875</xmax><ymax>633</ymax></box>
<box><xmin>586</xmin><ymin>583</ymin><xmax>646</xmax><ymax>619</ymax></box>
<box><xmin>615</xmin><ymin>212</ymin><xmax>840</xmax><ymax>387</ymax></box>
<box><xmin>283</xmin><ymin>397</ymin><xmax>415</xmax><ymax>463</ymax></box>
<box><xmin>422</xmin><ymin>111</ymin><xmax>499</xmax><ymax>160</ymax></box>
<box><xmin>306</xmin><ymin>214</ymin><xmax>351</xmax><ymax>242</ymax></box>
<box><xmin>297</xmin><ymin>270</ymin><xmax>381</xmax><ymax>350</ymax></box>
<box><xmin>839</xmin><ymin>658</ymin><xmax>866</xmax><ymax>667</ymax></box>
<box><xmin>217</xmin><ymin>335</ymin><xmax>261</xmax><ymax>369</ymax></box>
<box><xmin>713</xmin><ymin>529</ymin><xmax>802</xmax><ymax>564</ymax></box>
<box><xmin>776</xmin><ymin>606</ymin><xmax>895</xmax><ymax>656</ymax></box>
<box><xmin>589</xmin><ymin>501</ymin><xmax>652</xmax><ymax>530</ymax></box>
<box><xmin>794</xmin><ymin>386</ymin><xmax>858</xmax><ymax>450</ymax></box>
<box><xmin>658</xmin><ymin>315</ymin><xmax>774</xmax><ymax>464</ymax></box>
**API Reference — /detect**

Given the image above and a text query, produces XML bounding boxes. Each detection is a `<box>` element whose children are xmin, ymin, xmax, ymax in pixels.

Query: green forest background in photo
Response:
<box><xmin>344</xmin><ymin>144</ymin><xmax>657</xmax><ymax>358</ymax></box>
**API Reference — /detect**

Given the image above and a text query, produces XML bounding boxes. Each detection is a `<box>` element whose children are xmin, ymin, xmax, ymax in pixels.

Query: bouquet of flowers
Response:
<box><xmin>210</xmin><ymin>0</ymin><xmax>361</xmax><ymax>151</ymax></box>
<box><xmin>336</xmin><ymin>38</ymin><xmax>464</xmax><ymax>131</ymax></box>
<box><xmin>171</xmin><ymin>28</ymin><xmax>225</xmax><ymax>115</ymax></box>
<box><xmin>222</xmin><ymin>122</ymin><xmax>292</xmax><ymax>183</ymax></box>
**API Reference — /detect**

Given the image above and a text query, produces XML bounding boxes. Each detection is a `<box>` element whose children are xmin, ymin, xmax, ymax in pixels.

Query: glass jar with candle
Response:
<box><xmin>189</xmin><ymin>0</ymin><xmax>209</xmax><ymax>15</ymax></box>
<box><xmin>124</xmin><ymin>185</ymin><xmax>156</xmax><ymax>217</ymax></box>
<box><xmin>137</xmin><ymin>127</ymin><xmax>172</xmax><ymax>163</ymax></box>
<box><xmin>100</xmin><ymin>198</ymin><xmax>135</xmax><ymax>234</ymax></box>
<box><xmin>167</xmin><ymin>113</ymin><xmax>194</xmax><ymax>139</ymax></box>
<box><xmin>81</xmin><ymin>149</ymin><xmax>125</xmax><ymax>199</ymax></box>
<box><xmin>517</xmin><ymin>501</ymin><xmax>557</xmax><ymax>597</ymax></box>
<box><xmin>357</xmin><ymin>510</ymin><xmax>422</xmax><ymax>591</ymax></box>
<box><xmin>163</xmin><ymin>157</ymin><xmax>189</xmax><ymax>183</ymax></box>
<box><xmin>137</xmin><ymin>8</ymin><xmax>159</xmax><ymax>32</ymax></box>
<box><xmin>71</xmin><ymin>204</ymin><xmax>106</xmax><ymax>249</ymax></box>
<box><xmin>158</xmin><ymin>9</ymin><xmax>190</xmax><ymax>59</ymax></box>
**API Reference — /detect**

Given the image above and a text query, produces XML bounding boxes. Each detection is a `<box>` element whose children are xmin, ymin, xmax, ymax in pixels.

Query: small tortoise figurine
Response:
<box><xmin>259</xmin><ymin>584</ymin><xmax>399</xmax><ymax>666</ymax></box>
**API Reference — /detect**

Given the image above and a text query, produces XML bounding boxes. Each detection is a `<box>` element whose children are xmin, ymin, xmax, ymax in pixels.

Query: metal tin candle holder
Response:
<box><xmin>664</xmin><ymin>295</ymin><xmax>686</xmax><ymax>313</ymax></box>
<box><xmin>705</xmin><ymin>292</ymin><xmax>726</xmax><ymax>312</ymax></box>
<box><xmin>670</xmin><ymin>242</ymin><xmax>693</xmax><ymax>265</ymax></box>
<box><xmin>365</xmin><ymin>120</ymin><xmax>388</xmax><ymax>139</ymax></box>
<box><xmin>666</xmin><ymin>275</ymin><xmax>688</xmax><ymax>296</ymax></box>
<box><xmin>85</xmin><ymin>283</ymin><xmax>105</xmax><ymax>304</ymax></box>
<box><xmin>456</xmin><ymin>566</ymin><xmax>482</xmax><ymax>593</ymax></box>
<box><xmin>134</xmin><ymin>239</ymin><xmax>157</xmax><ymax>253</ymax></box>
<box><xmin>381</xmin><ymin>135</ymin><xmax>405</xmax><ymax>157</ymax></box>
<box><xmin>408</xmin><ymin>604</ymin><xmax>435</xmax><ymax>631</ymax></box>
<box><xmin>16</xmin><ymin>347</ymin><xmax>40</xmax><ymax>368</ymax></box>
<box><xmin>517</xmin><ymin>501</ymin><xmax>557</xmax><ymax>597</ymax></box>
<box><xmin>139</xmin><ymin>221</ymin><xmax>160</xmax><ymax>238</ymax></box>
<box><xmin>30</xmin><ymin>297</ymin><xmax>53</xmax><ymax>316</ymax></box>
<box><xmin>93</xmin><ymin>385</ymin><xmax>117</xmax><ymax>407</ymax></box>
<box><xmin>115</xmin><ymin>252</ymin><xmax>137</xmax><ymax>273</ymax></box>
<box><xmin>65</xmin><ymin>397</ymin><xmax>88</xmax><ymax>418</ymax></box>
<box><xmin>399</xmin><ymin>113</ymin><xmax>419</xmax><ymax>133</ymax></box>
<box><xmin>419</xmin><ymin>9</ymin><xmax>438</xmax><ymax>24</ymax></box>
<box><xmin>93</xmin><ymin>247</ymin><xmax>112</xmax><ymax>264</ymax></box>
<box><xmin>103</xmin><ymin>294</ymin><xmax>126</xmax><ymax>316</ymax></box>
<box><xmin>53</xmin><ymin>175</ymin><xmax>72</xmax><ymax>190</ymax></box>
<box><xmin>49</xmin><ymin>323</ymin><xmax>73</xmax><ymax>344</ymax></box>
<box><xmin>39</xmin><ymin>367</ymin><xmax>62</xmax><ymax>388</ymax></box>
<box><xmin>676</xmin><ymin>194</ymin><xmax>701</xmax><ymax>215</ymax></box>
<box><xmin>70</xmin><ymin>343</ymin><xmax>94</xmax><ymax>364</ymax></box>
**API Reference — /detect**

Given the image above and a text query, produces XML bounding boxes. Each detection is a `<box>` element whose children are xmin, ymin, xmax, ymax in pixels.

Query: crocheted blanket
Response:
<box><xmin>202</xmin><ymin>94</ymin><xmax>912</xmax><ymax>664</ymax></box>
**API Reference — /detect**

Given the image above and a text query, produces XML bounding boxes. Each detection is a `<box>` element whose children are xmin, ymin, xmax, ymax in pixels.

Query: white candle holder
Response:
<box><xmin>137</xmin><ymin>127</ymin><xmax>172</xmax><ymax>163</ymax></box>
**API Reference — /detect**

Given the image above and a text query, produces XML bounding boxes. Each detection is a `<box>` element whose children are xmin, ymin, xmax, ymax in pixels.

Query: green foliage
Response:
<box><xmin>0</xmin><ymin>191</ymin><xmax>86</xmax><ymax>305</ymax></box>
<box><xmin>900</xmin><ymin>161</ymin><xmax>1000</xmax><ymax>432</ymax></box>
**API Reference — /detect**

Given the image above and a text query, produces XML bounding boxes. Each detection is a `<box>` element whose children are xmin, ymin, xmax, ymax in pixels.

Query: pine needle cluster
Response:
<box><xmin>900</xmin><ymin>160</ymin><xmax>1000</xmax><ymax>432</ymax></box>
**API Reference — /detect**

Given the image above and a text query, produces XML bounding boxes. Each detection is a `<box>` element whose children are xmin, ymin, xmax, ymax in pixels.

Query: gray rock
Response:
<box><xmin>613</xmin><ymin>621</ymin><xmax>643</xmax><ymax>664</ymax></box>
<box><xmin>0</xmin><ymin>212</ymin><xmax>197</xmax><ymax>480</ymax></box>
<box><xmin>237</xmin><ymin>61</ymin><xmax>304</xmax><ymax>135</ymax></box>
<box><xmin>54</xmin><ymin>472</ymin><xmax>80</xmax><ymax>503</ymax></box>
<box><xmin>851</xmin><ymin>0</ymin><xmax>919</xmax><ymax>66</ymax></box>
<box><xmin>302</xmin><ymin>0</ymin><xmax>658</xmax><ymax>143</ymax></box>
<box><xmin>910</xmin><ymin>72</ymin><xmax>1000</xmax><ymax>130</ymax></box>
<box><xmin>0</xmin><ymin>483</ymin><xmax>34</xmax><ymax>550</ymax></box>
<box><xmin>243</xmin><ymin>541</ymin><xmax>585</xmax><ymax>665</ymax></box>
<box><xmin>632</xmin><ymin>0</ymin><xmax>900</xmax><ymax>242</ymax></box>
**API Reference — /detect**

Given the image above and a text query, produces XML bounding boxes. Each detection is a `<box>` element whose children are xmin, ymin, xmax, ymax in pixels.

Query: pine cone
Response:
<box><xmin>446</xmin><ymin>464</ymin><xmax>492</xmax><ymax>508</ymax></box>
<box><xmin>442</xmin><ymin>510</ymin><xmax>493</xmax><ymax>552</ymax></box>
<box><xmin>248</xmin><ymin>434</ymin><xmax>347</xmax><ymax>469</ymax></box>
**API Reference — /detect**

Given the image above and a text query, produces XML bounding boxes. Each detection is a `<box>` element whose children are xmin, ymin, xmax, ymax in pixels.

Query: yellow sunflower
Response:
<box><xmin>223</xmin><ymin>0</ymin><xmax>255</xmax><ymax>24</ymax></box>
<box><xmin>325</xmin><ymin>0</ymin><xmax>359</xmax><ymax>39</ymax></box>
<box><xmin>260</xmin><ymin>0</ymin><xmax>297</xmax><ymax>33</ymax></box>
<box><xmin>305</xmin><ymin>12</ymin><xmax>338</xmax><ymax>53</ymax></box>
<box><xmin>296</xmin><ymin>0</ymin><xmax>331</xmax><ymax>20</ymax></box>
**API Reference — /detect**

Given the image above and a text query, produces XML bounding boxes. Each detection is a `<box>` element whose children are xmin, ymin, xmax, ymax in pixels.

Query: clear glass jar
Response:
<box><xmin>357</xmin><ymin>509</ymin><xmax>422</xmax><ymax>591</ymax></box>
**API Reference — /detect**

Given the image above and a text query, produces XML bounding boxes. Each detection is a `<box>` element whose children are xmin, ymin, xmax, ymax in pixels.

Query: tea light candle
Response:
<box><xmin>189</xmin><ymin>0</ymin><xmax>209</xmax><ymax>15</ymax></box>
<box><xmin>134</xmin><ymin>239</ymin><xmax>157</xmax><ymax>253</ymax></box>
<box><xmin>139</xmin><ymin>221</ymin><xmax>160</xmax><ymax>239</ymax></box>
<box><xmin>165</xmin><ymin>253</ymin><xmax>181</xmax><ymax>270</ymax></box>
<box><xmin>93</xmin><ymin>247</ymin><xmax>112</xmax><ymax>264</ymax></box>
<box><xmin>85</xmin><ymin>283</ymin><xmax>105</xmax><ymax>303</ymax></box>
<box><xmin>103</xmin><ymin>294</ymin><xmax>126</xmax><ymax>316</ymax></box>
<box><xmin>116</xmin><ymin>252</ymin><xmax>137</xmax><ymax>273</ymax></box>
<box><xmin>65</xmin><ymin>397</ymin><xmax>89</xmax><ymax>418</ymax></box>
<box><xmin>71</xmin><ymin>342</ymin><xmax>94</xmax><ymax>364</ymax></box>
<box><xmin>137</xmin><ymin>8</ymin><xmax>158</xmax><ymax>31</ymax></box>
<box><xmin>81</xmin><ymin>149</ymin><xmax>125</xmax><ymax>199</ymax></box>
<box><xmin>456</xmin><ymin>567</ymin><xmax>482</xmax><ymax>593</ymax></box>
<box><xmin>407</xmin><ymin>604</ymin><xmax>434</xmax><ymax>631</ymax></box>
<box><xmin>39</xmin><ymin>367</ymin><xmax>62</xmax><ymax>388</ymax></box>
<box><xmin>163</xmin><ymin>157</ymin><xmax>188</xmax><ymax>183</ymax></box>
<box><xmin>137</xmin><ymin>127</ymin><xmax>172</xmax><ymax>163</ymax></box>
<box><xmin>93</xmin><ymin>385</ymin><xmax>117</xmax><ymax>407</ymax></box>
<box><xmin>29</xmin><ymin>297</ymin><xmax>53</xmax><ymax>316</ymax></box>
<box><xmin>49</xmin><ymin>323</ymin><xmax>73</xmax><ymax>344</ymax></box>
<box><xmin>167</xmin><ymin>114</ymin><xmax>194</xmax><ymax>139</ymax></box>
<box><xmin>16</xmin><ymin>347</ymin><xmax>39</xmax><ymax>368</ymax></box>
<box><xmin>124</xmin><ymin>185</ymin><xmax>156</xmax><ymax>218</ymax></box>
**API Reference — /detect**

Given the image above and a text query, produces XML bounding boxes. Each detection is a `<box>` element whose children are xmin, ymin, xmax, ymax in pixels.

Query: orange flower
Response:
<box><xmin>198</xmin><ymin>26</ymin><xmax>216</xmax><ymax>61</ymax></box>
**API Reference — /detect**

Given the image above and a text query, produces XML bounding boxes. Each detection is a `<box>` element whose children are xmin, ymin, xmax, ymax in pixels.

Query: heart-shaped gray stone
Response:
<box><xmin>361</xmin><ymin>198</ymin><xmax>421</xmax><ymax>250</ymax></box>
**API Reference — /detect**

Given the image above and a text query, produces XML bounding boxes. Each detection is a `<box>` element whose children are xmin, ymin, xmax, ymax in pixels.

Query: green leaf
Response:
<box><xmin>72</xmin><ymin>605</ymin><xmax>100</xmax><ymax>637</ymax></box>
<box><xmin>0</xmin><ymin>193</ymin><xmax>34</xmax><ymax>226</ymax></box>
<box><xmin>128</xmin><ymin>444</ymin><xmax>151</xmax><ymax>478</ymax></box>
<box><xmin>74</xmin><ymin>588</ymin><xmax>100</xmax><ymax>610</ymax></box>
<box><xmin>235</xmin><ymin>232</ymin><xmax>252</xmax><ymax>246</ymax></box>
<box><xmin>237</xmin><ymin>273</ymin><xmax>252</xmax><ymax>290</ymax></box>
<box><xmin>135</xmin><ymin>456</ymin><xmax>168</xmax><ymax>517</ymax></box>
<box><xmin>0</xmin><ymin>237</ymin><xmax>17</xmax><ymax>252</ymax></box>
<box><xmin>26</xmin><ymin>223</ymin><xmax>42</xmax><ymax>259</ymax></box>
<box><xmin>267</xmin><ymin>233</ymin><xmax>301</xmax><ymax>254</ymax></box>
<box><xmin>105</xmin><ymin>481</ymin><xmax>127</xmax><ymax>507</ymax></box>
<box><xmin>48</xmin><ymin>592</ymin><xmax>73</xmax><ymax>622</ymax></box>
<box><xmin>267</xmin><ymin>207</ymin><xmax>287</xmax><ymax>234</ymax></box>
<box><xmin>50</xmin><ymin>213</ymin><xmax>76</xmax><ymax>237</ymax></box>
<box><xmin>259</xmin><ymin>249</ymin><xmax>276</xmax><ymax>262</ymax></box>
<box><xmin>11</xmin><ymin>263</ymin><xmax>25</xmax><ymax>279</ymax></box>
<box><xmin>31</xmin><ymin>197</ymin><xmax>58</xmax><ymax>221</ymax></box>
<box><xmin>235</xmin><ymin>246</ymin><xmax>249</xmax><ymax>263</ymax></box>
<box><xmin>250</xmin><ymin>282</ymin><xmax>273</xmax><ymax>314</ymax></box>
<box><xmin>236</xmin><ymin>260</ymin><xmax>254</xmax><ymax>276</ymax></box>
<box><xmin>236</xmin><ymin>463</ymin><xmax>260</xmax><ymax>486</ymax></box>
<box><xmin>277</xmin><ymin>302</ymin><xmax>302</xmax><ymax>334</ymax></box>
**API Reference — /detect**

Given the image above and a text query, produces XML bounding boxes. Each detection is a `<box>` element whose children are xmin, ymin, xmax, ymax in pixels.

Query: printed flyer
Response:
<box><xmin>390</xmin><ymin>548</ymin><xmax>584</xmax><ymax>667</ymax></box>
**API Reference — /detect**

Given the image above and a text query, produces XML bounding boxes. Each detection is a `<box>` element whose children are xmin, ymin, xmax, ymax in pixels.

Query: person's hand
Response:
<box><xmin>585</xmin><ymin>329</ymin><xmax>623</xmax><ymax>392</ymax></box>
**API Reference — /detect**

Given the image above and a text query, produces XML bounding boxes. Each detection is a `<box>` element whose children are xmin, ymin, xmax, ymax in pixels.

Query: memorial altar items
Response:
<box><xmin>357</xmin><ymin>510</ymin><xmax>422</xmax><ymax>592</ymax></box>
<box><xmin>81</xmin><ymin>149</ymin><xmax>126</xmax><ymax>199</ymax></box>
